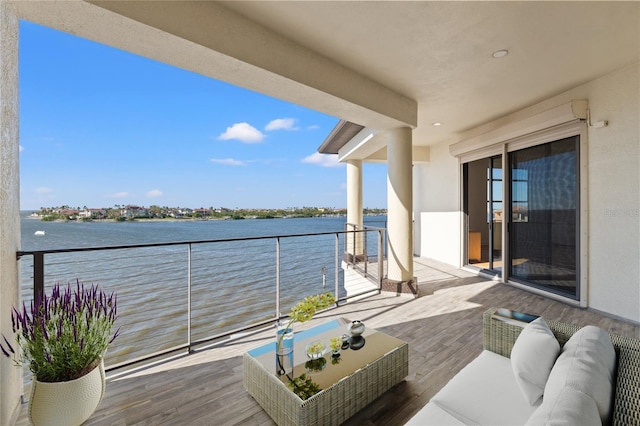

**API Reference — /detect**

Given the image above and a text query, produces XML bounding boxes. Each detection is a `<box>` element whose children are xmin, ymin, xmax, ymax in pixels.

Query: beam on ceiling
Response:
<box><xmin>10</xmin><ymin>0</ymin><xmax>416</xmax><ymax>130</ymax></box>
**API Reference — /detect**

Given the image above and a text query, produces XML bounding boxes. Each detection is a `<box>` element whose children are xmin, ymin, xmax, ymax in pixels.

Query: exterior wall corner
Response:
<box><xmin>0</xmin><ymin>1</ymin><xmax>23</xmax><ymax>424</ymax></box>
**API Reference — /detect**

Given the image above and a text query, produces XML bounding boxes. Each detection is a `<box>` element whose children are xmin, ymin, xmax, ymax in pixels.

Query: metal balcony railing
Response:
<box><xmin>344</xmin><ymin>220</ymin><xmax>387</xmax><ymax>283</ymax></box>
<box><xmin>16</xmin><ymin>228</ymin><xmax>385</xmax><ymax>374</ymax></box>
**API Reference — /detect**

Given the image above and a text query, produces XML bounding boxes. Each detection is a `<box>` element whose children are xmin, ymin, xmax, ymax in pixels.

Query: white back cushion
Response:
<box><xmin>511</xmin><ymin>317</ymin><xmax>561</xmax><ymax>405</ymax></box>
<box><xmin>526</xmin><ymin>386</ymin><xmax>602</xmax><ymax>426</ymax></box>
<box><xmin>543</xmin><ymin>325</ymin><xmax>616</xmax><ymax>423</ymax></box>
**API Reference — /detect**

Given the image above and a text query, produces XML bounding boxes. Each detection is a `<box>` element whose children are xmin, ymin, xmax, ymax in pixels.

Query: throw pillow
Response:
<box><xmin>511</xmin><ymin>317</ymin><xmax>561</xmax><ymax>405</ymax></box>
<box><xmin>525</xmin><ymin>386</ymin><xmax>601</xmax><ymax>426</ymax></box>
<box><xmin>543</xmin><ymin>325</ymin><xmax>616</xmax><ymax>423</ymax></box>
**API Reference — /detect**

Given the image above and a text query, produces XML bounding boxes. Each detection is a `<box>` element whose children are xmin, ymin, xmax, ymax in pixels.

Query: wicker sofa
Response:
<box><xmin>407</xmin><ymin>307</ymin><xmax>640</xmax><ymax>426</ymax></box>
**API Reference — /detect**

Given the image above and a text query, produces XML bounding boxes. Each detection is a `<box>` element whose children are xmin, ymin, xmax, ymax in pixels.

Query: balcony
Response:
<box><xmin>14</xmin><ymin>257</ymin><xmax>640</xmax><ymax>425</ymax></box>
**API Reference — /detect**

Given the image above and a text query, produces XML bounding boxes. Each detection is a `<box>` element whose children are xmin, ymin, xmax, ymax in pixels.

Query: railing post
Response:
<box><xmin>364</xmin><ymin>229</ymin><xmax>368</xmax><ymax>275</ymax></box>
<box><xmin>33</xmin><ymin>252</ymin><xmax>44</xmax><ymax>302</ymax></box>
<box><xmin>275</xmin><ymin>237</ymin><xmax>281</xmax><ymax>322</ymax></box>
<box><xmin>187</xmin><ymin>244</ymin><xmax>192</xmax><ymax>351</ymax></box>
<box><xmin>343</xmin><ymin>223</ymin><xmax>349</xmax><ymax>267</ymax></box>
<box><xmin>335</xmin><ymin>233</ymin><xmax>339</xmax><ymax>304</ymax></box>
<box><xmin>378</xmin><ymin>229</ymin><xmax>384</xmax><ymax>291</ymax></box>
<box><xmin>351</xmin><ymin>225</ymin><xmax>356</xmax><ymax>267</ymax></box>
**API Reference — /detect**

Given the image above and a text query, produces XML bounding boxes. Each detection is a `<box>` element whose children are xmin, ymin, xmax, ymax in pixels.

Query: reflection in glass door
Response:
<box><xmin>508</xmin><ymin>136</ymin><xmax>579</xmax><ymax>298</ymax></box>
<box><xmin>464</xmin><ymin>156</ymin><xmax>502</xmax><ymax>273</ymax></box>
<box><xmin>488</xmin><ymin>157</ymin><xmax>503</xmax><ymax>271</ymax></box>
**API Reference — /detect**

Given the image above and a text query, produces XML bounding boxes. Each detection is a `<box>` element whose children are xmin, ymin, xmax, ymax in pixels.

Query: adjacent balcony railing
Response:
<box><xmin>16</xmin><ymin>227</ymin><xmax>385</xmax><ymax>374</ymax></box>
<box><xmin>344</xmin><ymin>220</ymin><xmax>387</xmax><ymax>283</ymax></box>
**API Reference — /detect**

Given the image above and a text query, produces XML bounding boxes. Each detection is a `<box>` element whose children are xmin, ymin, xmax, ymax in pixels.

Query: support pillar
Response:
<box><xmin>346</xmin><ymin>160</ymin><xmax>363</xmax><ymax>261</ymax></box>
<box><xmin>0</xmin><ymin>1</ymin><xmax>22</xmax><ymax>424</ymax></box>
<box><xmin>386</xmin><ymin>127</ymin><xmax>414</xmax><ymax>283</ymax></box>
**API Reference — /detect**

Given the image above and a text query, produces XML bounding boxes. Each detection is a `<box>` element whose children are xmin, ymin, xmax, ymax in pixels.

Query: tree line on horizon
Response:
<box><xmin>35</xmin><ymin>205</ymin><xmax>387</xmax><ymax>222</ymax></box>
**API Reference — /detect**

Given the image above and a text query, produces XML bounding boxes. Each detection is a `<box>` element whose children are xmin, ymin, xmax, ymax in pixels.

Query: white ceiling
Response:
<box><xmin>220</xmin><ymin>1</ymin><xmax>639</xmax><ymax>146</ymax></box>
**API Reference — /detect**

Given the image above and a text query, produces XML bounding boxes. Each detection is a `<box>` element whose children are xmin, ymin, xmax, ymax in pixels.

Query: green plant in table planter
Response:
<box><xmin>287</xmin><ymin>373</ymin><xmax>322</xmax><ymax>400</ymax></box>
<box><xmin>304</xmin><ymin>357</ymin><xmax>327</xmax><ymax>373</ymax></box>
<box><xmin>1</xmin><ymin>280</ymin><xmax>119</xmax><ymax>382</ymax></box>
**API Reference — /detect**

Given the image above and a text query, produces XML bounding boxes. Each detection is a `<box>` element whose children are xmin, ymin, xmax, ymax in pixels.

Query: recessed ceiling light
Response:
<box><xmin>432</xmin><ymin>122</ymin><xmax>442</xmax><ymax>127</ymax></box>
<box><xmin>492</xmin><ymin>49</ymin><xmax>509</xmax><ymax>58</ymax></box>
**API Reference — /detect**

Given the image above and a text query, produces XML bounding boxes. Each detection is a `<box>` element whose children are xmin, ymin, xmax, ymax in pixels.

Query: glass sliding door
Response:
<box><xmin>488</xmin><ymin>157</ymin><xmax>503</xmax><ymax>271</ymax></box>
<box><xmin>464</xmin><ymin>155</ymin><xmax>502</xmax><ymax>273</ymax></box>
<box><xmin>508</xmin><ymin>136</ymin><xmax>579</xmax><ymax>298</ymax></box>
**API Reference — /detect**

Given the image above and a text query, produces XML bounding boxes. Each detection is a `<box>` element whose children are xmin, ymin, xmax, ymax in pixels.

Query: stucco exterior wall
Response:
<box><xmin>584</xmin><ymin>64</ymin><xmax>639</xmax><ymax>322</ymax></box>
<box><xmin>413</xmin><ymin>62</ymin><xmax>640</xmax><ymax>322</ymax></box>
<box><xmin>413</xmin><ymin>143</ymin><xmax>461</xmax><ymax>266</ymax></box>
<box><xmin>0</xmin><ymin>1</ymin><xmax>22</xmax><ymax>424</ymax></box>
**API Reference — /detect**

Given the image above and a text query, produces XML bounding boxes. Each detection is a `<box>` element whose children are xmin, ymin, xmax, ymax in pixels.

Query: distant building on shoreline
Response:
<box><xmin>32</xmin><ymin>205</ymin><xmax>386</xmax><ymax>222</ymax></box>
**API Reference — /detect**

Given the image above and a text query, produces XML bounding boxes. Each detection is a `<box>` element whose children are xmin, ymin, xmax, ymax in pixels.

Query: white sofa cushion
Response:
<box><xmin>543</xmin><ymin>325</ymin><xmax>616</xmax><ymax>423</ymax></box>
<box><xmin>428</xmin><ymin>350</ymin><xmax>540</xmax><ymax>425</ymax></box>
<box><xmin>511</xmin><ymin>317</ymin><xmax>561</xmax><ymax>405</ymax></box>
<box><xmin>405</xmin><ymin>401</ymin><xmax>466</xmax><ymax>425</ymax></box>
<box><xmin>526</xmin><ymin>386</ymin><xmax>601</xmax><ymax>426</ymax></box>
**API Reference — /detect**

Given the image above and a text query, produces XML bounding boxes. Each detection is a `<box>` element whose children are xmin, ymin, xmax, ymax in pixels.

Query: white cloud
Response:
<box><xmin>19</xmin><ymin>145</ymin><xmax>24</xmax><ymax>152</ymax></box>
<box><xmin>265</xmin><ymin>118</ymin><xmax>298</xmax><ymax>131</ymax></box>
<box><xmin>217</xmin><ymin>122</ymin><xmax>265</xmax><ymax>143</ymax></box>
<box><xmin>307</xmin><ymin>125</ymin><xmax>320</xmax><ymax>130</ymax></box>
<box><xmin>35</xmin><ymin>187</ymin><xmax>53</xmax><ymax>194</ymax></box>
<box><xmin>301</xmin><ymin>152</ymin><xmax>343</xmax><ymax>168</ymax></box>
<box><xmin>146</xmin><ymin>189</ymin><xmax>163</xmax><ymax>198</ymax></box>
<box><xmin>210</xmin><ymin>158</ymin><xmax>246</xmax><ymax>166</ymax></box>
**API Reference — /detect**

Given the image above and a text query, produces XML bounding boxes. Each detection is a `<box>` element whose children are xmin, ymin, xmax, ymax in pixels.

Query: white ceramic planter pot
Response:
<box><xmin>29</xmin><ymin>359</ymin><xmax>106</xmax><ymax>426</ymax></box>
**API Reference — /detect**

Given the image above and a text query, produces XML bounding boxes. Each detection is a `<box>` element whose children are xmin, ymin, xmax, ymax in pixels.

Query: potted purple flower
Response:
<box><xmin>1</xmin><ymin>280</ymin><xmax>119</xmax><ymax>426</ymax></box>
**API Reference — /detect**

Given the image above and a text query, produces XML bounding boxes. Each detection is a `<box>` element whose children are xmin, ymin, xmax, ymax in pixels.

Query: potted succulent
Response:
<box><xmin>1</xmin><ymin>280</ymin><xmax>119</xmax><ymax>426</ymax></box>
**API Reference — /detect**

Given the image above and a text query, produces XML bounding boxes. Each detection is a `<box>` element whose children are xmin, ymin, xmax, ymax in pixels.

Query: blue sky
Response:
<box><xmin>19</xmin><ymin>21</ymin><xmax>387</xmax><ymax>211</ymax></box>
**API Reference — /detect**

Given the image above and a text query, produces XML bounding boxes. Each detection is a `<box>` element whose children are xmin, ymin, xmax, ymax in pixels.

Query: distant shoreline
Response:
<box><xmin>24</xmin><ymin>214</ymin><xmax>356</xmax><ymax>223</ymax></box>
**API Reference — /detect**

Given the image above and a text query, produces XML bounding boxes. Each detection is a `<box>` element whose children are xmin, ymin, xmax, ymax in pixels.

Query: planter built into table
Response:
<box><xmin>243</xmin><ymin>318</ymin><xmax>409</xmax><ymax>426</ymax></box>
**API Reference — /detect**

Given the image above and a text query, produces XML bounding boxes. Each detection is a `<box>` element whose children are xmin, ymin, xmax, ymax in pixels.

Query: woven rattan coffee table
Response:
<box><xmin>243</xmin><ymin>318</ymin><xmax>408</xmax><ymax>426</ymax></box>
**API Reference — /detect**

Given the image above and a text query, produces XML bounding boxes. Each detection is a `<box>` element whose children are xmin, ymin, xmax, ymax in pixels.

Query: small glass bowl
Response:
<box><xmin>305</xmin><ymin>340</ymin><xmax>327</xmax><ymax>360</ymax></box>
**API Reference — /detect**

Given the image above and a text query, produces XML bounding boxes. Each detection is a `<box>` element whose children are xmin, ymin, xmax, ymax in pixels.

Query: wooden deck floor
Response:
<box><xmin>15</xmin><ymin>258</ymin><xmax>640</xmax><ymax>425</ymax></box>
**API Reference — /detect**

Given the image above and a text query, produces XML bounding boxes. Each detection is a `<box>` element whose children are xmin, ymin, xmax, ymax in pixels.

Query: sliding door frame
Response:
<box><xmin>460</xmin><ymin>120</ymin><xmax>588</xmax><ymax>306</ymax></box>
<box><xmin>462</xmin><ymin>155</ymin><xmax>503</xmax><ymax>276</ymax></box>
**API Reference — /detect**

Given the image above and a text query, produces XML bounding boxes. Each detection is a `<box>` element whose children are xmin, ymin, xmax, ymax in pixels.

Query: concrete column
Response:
<box><xmin>387</xmin><ymin>127</ymin><xmax>413</xmax><ymax>282</ymax></box>
<box><xmin>346</xmin><ymin>160</ymin><xmax>363</xmax><ymax>260</ymax></box>
<box><xmin>0</xmin><ymin>1</ymin><xmax>22</xmax><ymax>424</ymax></box>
